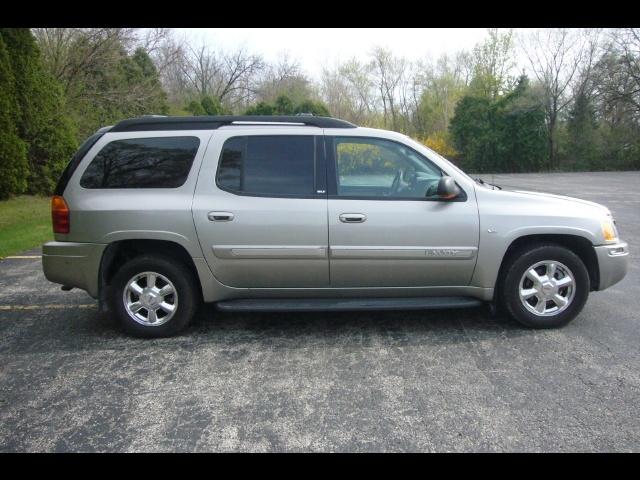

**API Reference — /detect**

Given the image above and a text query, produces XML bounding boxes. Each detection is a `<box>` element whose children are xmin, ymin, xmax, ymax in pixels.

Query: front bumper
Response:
<box><xmin>42</xmin><ymin>242</ymin><xmax>107</xmax><ymax>298</ymax></box>
<box><xmin>594</xmin><ymin>241</ymin><xmax>629</xmax><ymax>291</ymax></box>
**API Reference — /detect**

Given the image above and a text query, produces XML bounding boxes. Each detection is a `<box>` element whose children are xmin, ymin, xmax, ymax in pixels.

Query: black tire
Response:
<box><xmin>501</xmin><ymin>244</ymin><xmax>590</xmax><ymax>329</ymax></box>
<box><xmin>109</xmin><ymin>255</ymin><xmax>200</xmax><ymax>338</ymax></box>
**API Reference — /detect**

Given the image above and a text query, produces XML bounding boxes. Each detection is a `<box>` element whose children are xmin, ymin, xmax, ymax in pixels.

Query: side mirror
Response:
<box><xmin>436</xmin><ymin>176</ymin><xmax>460</xmax><ymax>200</ymax></box>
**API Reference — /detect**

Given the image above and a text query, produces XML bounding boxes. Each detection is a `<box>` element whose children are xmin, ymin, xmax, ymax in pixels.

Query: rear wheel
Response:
<box><xmin>109</xmin><ymin>255</ymin><xmax>200</xmax><ymax>337</ymax></box>
<box><xmin>501</xmin><ymin>244</ymin><xmax>590</xmax><ymax>328</ymax></box>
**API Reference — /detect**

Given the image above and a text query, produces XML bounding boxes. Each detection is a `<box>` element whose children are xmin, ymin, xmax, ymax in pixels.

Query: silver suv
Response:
<box><xmin>42</xmin><ymin>115</ymin><xmax>629</xmax><ymax>337</ymax></box>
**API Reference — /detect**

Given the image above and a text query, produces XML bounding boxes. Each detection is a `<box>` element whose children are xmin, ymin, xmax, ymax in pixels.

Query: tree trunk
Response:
<box><xmin>548</xmin><ymin>113</ymin><xmax>556</xmax><ymax>170</ymax></box>
<box><xmin>548</xmin><ymin>130</ymin><xmax>555</xmax><ymax>170</ymax></box>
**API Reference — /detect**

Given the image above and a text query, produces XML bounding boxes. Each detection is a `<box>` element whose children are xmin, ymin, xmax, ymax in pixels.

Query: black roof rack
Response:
<box><xmin>109</xmin><ymin>115</ymin><xmax>357</xmax><ymax>132</ymax></box>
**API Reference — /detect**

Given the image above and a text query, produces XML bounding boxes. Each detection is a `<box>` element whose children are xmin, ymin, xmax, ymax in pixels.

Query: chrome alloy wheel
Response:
<box><xmin>123</xmin><ymin>271</ymin><xmax>178</xmax><ymax>326</ymax></box>
<box><xmin>519</xmin><ymin>260</ymin><xmax>576</xmax><ymax>316</ymax></box>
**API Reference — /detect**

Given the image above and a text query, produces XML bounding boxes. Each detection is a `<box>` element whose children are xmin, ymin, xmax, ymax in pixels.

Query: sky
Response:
<box><xmin>175</xmin><ymin>28</ymin><xmax>494</xmax><ymax>79</ymax></box>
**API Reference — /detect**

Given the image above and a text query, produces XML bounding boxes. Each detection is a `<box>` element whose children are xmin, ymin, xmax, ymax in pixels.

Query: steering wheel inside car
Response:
<box><xmin>389</xmin><ymin>168</ymin><xmax>417</xmax><ymax>196</ymax></box>
<box><xmin>389</xmin><ymin>169</ymin><xmax>403</xmax><ymax>195</ymax></box>
<box><xmin>425</xmin><ymin>179</ymin><xmax>440</xmax><ymax>197</ymax></box>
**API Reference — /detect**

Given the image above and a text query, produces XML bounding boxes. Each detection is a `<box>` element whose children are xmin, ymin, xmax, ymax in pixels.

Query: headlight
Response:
<box><xmin>602</xmin><ymin>219</ymin><xmax>618</xmax><ymax>242</ymax></box>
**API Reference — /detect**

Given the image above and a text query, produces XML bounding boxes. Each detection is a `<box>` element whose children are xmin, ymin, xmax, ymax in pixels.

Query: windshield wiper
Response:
<box><xmin>475</xmin><ymin>177</ymin><xmax>502</xmax><ymax>190</ymax></box>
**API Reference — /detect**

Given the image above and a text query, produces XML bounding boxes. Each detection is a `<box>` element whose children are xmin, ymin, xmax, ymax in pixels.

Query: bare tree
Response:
<box><xmin>319</xmin><ymin>64</ymin><xmax>355</xmax><ymax>122</ymax></box>
<box><xmin>370</xmin><ymin>46</ymin><xmax>408</xmax><ymax>130</ymax></box>
<box><xmin>256</xmin><ymin>53</ymin><xmax>314</xmax><ymax>105</ymax></box>
<box><xmin>455</xmin><ymin>50</ymin><xmax>475</xmax><ymax>87</ymax></box>
<box><xmin>319</xmin><ymin>58</ymin><xmax>377</xmax><ymax>125</ymax></box>
<box><xmin>424</xmin><ymin>54</ymin><xmax>470</xmax><ymax>134</ymax></box>
<box><xmin>340</xmin><ymin>58</ymin><xmax>377</xmax><ymax>122</ymax></box>
<box><xmin>149</xmin><ymin>32</ymin><xmax>189</xmax><ymax>105</ymax></box>
<box><xmin>32</xmin><ymin>28</ymin><xmax>76</xmax><ymax>81</ymax></box>
<box><xmin>520</xmin><ymin>28</ymin><xmax>591</xmax><ymax>168</ymax></box>
<box><xmin>401</xmin><ymin>60</ymin><xmax>428</xmax><ymax>134</ymax></box>
<box><xmin>216</xmin><ymin>48</ymin><xmax>265</xmax><ymax>106</ymax></box>
<box><xmin>573</xmin><ymin>29</ymin><xmax>603</xmax><ymax>99</ymax></box>
<box><xmin>595</xmin><ymin>28</ymin><xmax>640</xmax><ymax>122</ymax></box>
<box><xmin>175</xmin><ymin>42</ymin><xmax>264</xmax><ymax>109</ymax></box>
<box><xmin>33</xmin><ymin>28</ymin><xmax>136</xmax><ymax>98</ymax></box>
<box><xmin>142</xmin><ymin>29</ymin><xmax>186</xmax><ymax>75</ymax></box>
<box><xmin>137</xmin><ymin>28</ymin><xmax>173</xmax><ymax>55</ymax></box>
<box><xmin>179</xmin><ymin>43</ymin><xmax>221</xmax><ymax>97</ymax></box>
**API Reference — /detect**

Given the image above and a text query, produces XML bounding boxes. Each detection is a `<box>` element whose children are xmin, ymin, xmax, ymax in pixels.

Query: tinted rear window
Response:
<box><xmin>217</xmin><ymin>136</ymin><xmax>315</xmax><ymax>196</ymax></box>
<box><xmin>80</xmin><ymin>136</ymin><xmax>200</xmax><ymax>189</ymax></box>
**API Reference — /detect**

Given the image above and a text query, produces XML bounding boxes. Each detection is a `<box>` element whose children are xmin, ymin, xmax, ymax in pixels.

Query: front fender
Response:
<box><xmin>470</xmin><ymin>185</ymin><xmax>604</xmax><ymax>289</ymax></box>
<box><xmin>470</xmin><ymin>226</ymin><xmax>597</xmax><ymax>289</ymax></box>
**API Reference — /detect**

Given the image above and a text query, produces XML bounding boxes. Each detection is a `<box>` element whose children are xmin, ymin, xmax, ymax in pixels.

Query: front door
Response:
<box><xmin>326</xmin><ymin>135</ymin><xmax>479</xmax><ymax>287</ymax></box>
<box><xmin>192</xmin><ymin>128</ymin><xmax>329</xmax><ymax>288</ymax></box>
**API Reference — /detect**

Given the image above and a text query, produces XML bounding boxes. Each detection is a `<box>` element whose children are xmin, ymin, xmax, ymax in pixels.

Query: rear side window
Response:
<box><xmin>217</xmin><ymin>136</ymin><xmax>315</xmax><ymax>196</ymax></box>
<box><xmin>80</xmin><ymin>136</ymin><xmax>200</xmax><ymax>189</ymax></box>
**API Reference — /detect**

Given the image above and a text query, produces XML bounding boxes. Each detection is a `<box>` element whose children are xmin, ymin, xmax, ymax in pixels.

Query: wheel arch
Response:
<box><xmin>98</xmin><ymin>239</ymin><xmax>204</xmax><ymax>310</ymax></box>
<box><xmin>493</xmin><ymin>234</ymin><xmax>599</xmax><ymax>303</ymax></box>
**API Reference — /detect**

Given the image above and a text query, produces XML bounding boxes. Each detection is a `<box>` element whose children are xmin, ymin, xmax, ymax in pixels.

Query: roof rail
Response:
<box><xmin>109</xmin><ymin>115</ymin><xmax>357</xmax><ymax>132</ymax></box>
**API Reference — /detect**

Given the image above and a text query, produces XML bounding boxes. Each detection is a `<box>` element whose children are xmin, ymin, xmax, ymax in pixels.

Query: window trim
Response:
<box><xmin>325</xmin><ymin>135</ymin><xmax>467</xmax><ymax>202</ymax></box>
<box><xmin>78</xmin><ymin>135</ymin><xmax>201</xmax><ymax>190</ymax></box>
<box><xmin>214</xmin><ymin>134</ymin><xmax>327</xmax><ymax>199</ymax></box>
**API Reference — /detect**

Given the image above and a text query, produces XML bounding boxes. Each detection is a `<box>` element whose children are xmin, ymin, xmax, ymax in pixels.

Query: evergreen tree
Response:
<box><xmin>274</xmin><ymin>95</ymin><xmax>294</xmax><ymax>115</ymax></box>
<box><xmin>450</xmin><ymin>96</ymin><xmax>496</xmax><ymax>172</ymax></box>
<box><xmin>495</xmin><ymin>76</ymin><xmax>547</xmax><ymax>172</ymax></box>
<box><xmin>123</xmin><ymin>48</ymin><xmax>169</xmax><ymax>116</ymax></box>
<box><xmin>244</xmin><ymin>97</ymin><xmax>330</xmax><ymax>117</ymax></box>
<box><xmin>200</xmin><ymin>95</ymin><xmax>225</xmax><ymax>115</ymax></box>
<box><xmin>185</xmin><ymin>95</ymin><xmax>227</xmax><ymax>116</ymax></box>
<box><xmin>244</xmin><ymin>102</ymin><xmax>275</xmax><ymax>115</ymax></box>
<box><xmin>0</xmin><ymin>28</ymin><xmax>77</xmax><ymax>195</ymax></box>
<box><xmin>450</xmin><ymin>75</ymin><xmax>546</xmax><ymax>173</ymax></box>
<box><xmin>566</xmin><ymin>92</ymin><xmax>599</xmax><ymax>170</ymax></box>
<box><xmin>186</xmin><ymin>100</ymin><xmax>206</xmax><ymax>116</ymax></box>
<box><xmin>293</xmin><ymin>100</ymin><xmax>330</xmax><ymax>116</ymax></box>
<box><xmin>0</xmin><ymin>35</ymin><xmax>28</xmax><ymax>199</ymax></box>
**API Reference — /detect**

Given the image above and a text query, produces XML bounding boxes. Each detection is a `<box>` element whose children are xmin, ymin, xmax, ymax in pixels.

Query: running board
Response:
<box><xmin>216</xmin><ymin>296</ymin><xmax>483</xmax><ymax>312</ymax></box>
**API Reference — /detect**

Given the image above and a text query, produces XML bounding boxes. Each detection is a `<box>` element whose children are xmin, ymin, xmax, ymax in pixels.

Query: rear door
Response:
<box><xmin>192</xmin><ymin>127</ymin><xmax>329</xmax><ymax>288</ymax></box>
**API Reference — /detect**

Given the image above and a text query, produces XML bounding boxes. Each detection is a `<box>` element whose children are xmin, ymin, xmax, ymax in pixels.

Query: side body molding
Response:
<box><xmin>329</xmin><ymin>246</ymin><xmax>477</xmax><ymax>260</ymax></box>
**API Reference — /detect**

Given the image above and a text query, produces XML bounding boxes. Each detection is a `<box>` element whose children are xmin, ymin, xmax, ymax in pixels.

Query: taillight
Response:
<box><xmin>51</xmin><ymin>195</ymin><xmax>70</xmax><ymax>234</ymax></box>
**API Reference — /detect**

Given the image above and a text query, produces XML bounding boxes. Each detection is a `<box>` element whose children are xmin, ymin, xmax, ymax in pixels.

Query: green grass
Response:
<box><xmin>0</xmin><ymin>195</ymin><xmax>53</xmax><ymax>258</ymax></box>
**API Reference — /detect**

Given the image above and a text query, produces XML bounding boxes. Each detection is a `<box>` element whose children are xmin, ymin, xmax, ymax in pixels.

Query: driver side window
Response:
<box><xmin>333</xmin><ymin>137</ymin><xmax>442</xmax><ymax>199</ymax></box>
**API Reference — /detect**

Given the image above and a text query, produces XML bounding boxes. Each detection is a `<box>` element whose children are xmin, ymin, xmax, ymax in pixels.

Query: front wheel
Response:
<box><xmin>501</xmin><ymin>244</ymin><xmax>590</xmax><ymax>328</ymax></box>
<box><xmin>109</xmin><ymin>255</ymin><xmax>200</xmax><ymax>337</ymax></box>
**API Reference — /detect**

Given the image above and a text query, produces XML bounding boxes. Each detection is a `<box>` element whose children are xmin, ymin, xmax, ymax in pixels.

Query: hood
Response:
<box><xmin>509</xmin><ymin>189</ymin><xmax>611</xmax><ymax>215</ymax></box>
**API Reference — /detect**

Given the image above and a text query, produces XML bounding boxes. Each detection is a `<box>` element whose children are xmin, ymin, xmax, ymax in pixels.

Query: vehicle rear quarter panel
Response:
<box><xmin>57</xmin><ymin>130</ymin><xmax>213</xmax><ymax>259</ymax></box>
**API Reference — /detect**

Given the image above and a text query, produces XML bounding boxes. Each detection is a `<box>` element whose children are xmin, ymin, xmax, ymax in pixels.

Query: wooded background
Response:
<box><xmin>1</xmin><ymin>28</ymin><xmax>639</xmax><ymax>199</ymax></box>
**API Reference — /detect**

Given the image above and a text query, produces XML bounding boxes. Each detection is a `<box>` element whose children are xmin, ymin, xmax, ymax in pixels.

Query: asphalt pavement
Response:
<box><xmin>0</xmin><ymin>171</ymin><xmax>638</xmax><ymax>452</ymax></box>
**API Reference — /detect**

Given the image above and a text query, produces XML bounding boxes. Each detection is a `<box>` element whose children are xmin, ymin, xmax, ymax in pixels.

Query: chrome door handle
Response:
<box><xmin>339</xmin><ymin>213</ymin><xmax>366</xmax><ymax>223</ymax></box>
<box><xmin>208</xmin><ymin>211</ymin><xmax>234</xmax><ymax>222</ymax></box>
